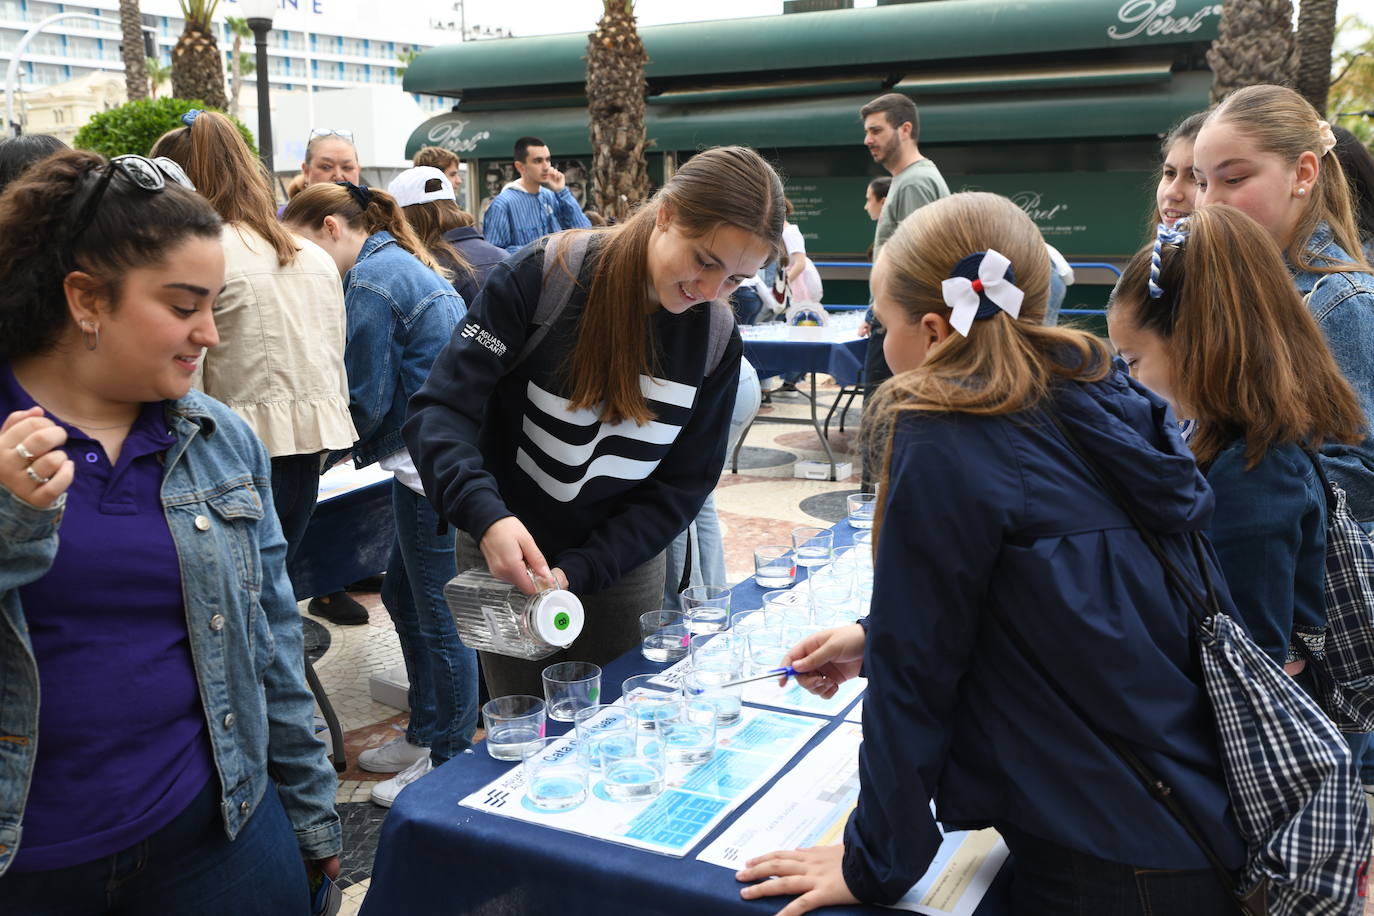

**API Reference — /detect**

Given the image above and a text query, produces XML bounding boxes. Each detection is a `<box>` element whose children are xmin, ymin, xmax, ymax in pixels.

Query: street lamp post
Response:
<box><xmin>242</xmin><ymin>0</ymin><xmax>276</xmax><ymax>176</ymax></box>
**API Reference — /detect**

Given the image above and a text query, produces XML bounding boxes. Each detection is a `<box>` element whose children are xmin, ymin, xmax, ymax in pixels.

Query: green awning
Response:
<box><xmin>404</xmin><ymin>0</ymin><xmax>1222</xmax><ymax>99</ymax></box>
<box><xmin>406</xmin><ymin>70</ymin><xmax>1211</xmax><ymax>159</ymax></box>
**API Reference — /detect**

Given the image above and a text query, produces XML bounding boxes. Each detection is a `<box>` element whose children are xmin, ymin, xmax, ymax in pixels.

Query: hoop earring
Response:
<box><xmin>80</xmin><ymin>321</ymin><xmax>99</xmax><ymax>351</ymax></box>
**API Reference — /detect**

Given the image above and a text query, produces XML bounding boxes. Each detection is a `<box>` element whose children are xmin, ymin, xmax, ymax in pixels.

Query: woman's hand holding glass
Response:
<box><xmin>1</xmin><ymin>407</ymin><xmax>73</xmax><ymax>510</ymax></box>
<box><xmin>479</xmin><ymin>515</ymin><xmax>566</xmax><ymax>594</ymax></box>
<box><xmin>780</xmin><ymin>623</ymin><xmax>866</xmax><ymax>699</ymax></box>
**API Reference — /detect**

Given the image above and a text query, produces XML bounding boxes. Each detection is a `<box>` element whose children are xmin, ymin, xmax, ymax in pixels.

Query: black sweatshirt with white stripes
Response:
<box><xmin>404</xmin><ymin>236</ymin><xmax>743</xmax><ymax>594</ymax></box>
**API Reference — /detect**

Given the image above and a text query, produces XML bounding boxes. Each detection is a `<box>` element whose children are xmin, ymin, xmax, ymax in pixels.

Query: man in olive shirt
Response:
<box><xmin>859</xmin><ymin>92</ymin><xmax>949</xmax><ymax>486</ymax></box>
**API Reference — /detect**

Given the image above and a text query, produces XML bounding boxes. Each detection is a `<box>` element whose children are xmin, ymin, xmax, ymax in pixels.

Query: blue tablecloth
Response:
<box><xmin>743</xmin><ymin>332</ymin><xmax>868</xmax><ymax>387</ymax></box>
<box><xmin>360</xmin><ymin>522</ymin><xmax>1012</xmax><ymax>915</ymax></box>
<box><xmin>286</xmin><ymin>476</ymin><xmax>393</xmax><ymax>601</ymax></box>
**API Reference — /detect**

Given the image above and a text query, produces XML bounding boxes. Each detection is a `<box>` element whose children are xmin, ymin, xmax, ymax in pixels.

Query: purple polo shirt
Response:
<box><xmin>3</xmin><ymin>364</ymin><xmax>214</xmax><ymax>871</ymax></box>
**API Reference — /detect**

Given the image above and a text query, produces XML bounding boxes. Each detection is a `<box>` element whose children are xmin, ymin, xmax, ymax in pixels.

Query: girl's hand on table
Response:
<box><xmin>737</xmin><ymin>844</ymin><xmax>859</xmax><ymax>915</ymax></box>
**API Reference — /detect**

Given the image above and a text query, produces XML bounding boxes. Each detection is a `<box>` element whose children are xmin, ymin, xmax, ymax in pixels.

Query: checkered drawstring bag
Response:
<box><xmin>1295</xmin><ymin>452</ymin><xmax>1374</xmax><ymax>732</ymax></box>
<box><xmin>1044</xmin><ymin>413</ymin><xmax>1370</xmax><ymax>916</ymax></box>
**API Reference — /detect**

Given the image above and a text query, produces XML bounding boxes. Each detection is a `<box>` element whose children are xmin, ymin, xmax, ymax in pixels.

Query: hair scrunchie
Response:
<box><xmin>336</xmin><ymin>180</ymin><xmax>373</xmax><ymax>211</ymax></box>
<box><xmin>180</xmin><ymin>109</ymin><xmax>203</xmax><ymax>127</ymax></box>
<box><xmin>1316</xmin><ymin>119</ymin><xmax>1338</xmax><ymax>157</ymax></box>
<box><xmin>1148</xmin><ymin>221</ymin><xmax>1189</xmax><ymax>300</ymax></box>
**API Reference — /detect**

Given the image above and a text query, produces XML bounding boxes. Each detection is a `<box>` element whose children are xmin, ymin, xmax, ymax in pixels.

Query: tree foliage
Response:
<box><xmin>1331</xmin><ymin>16</ymin><xmax>1374</xmax><ymax>146</ymax></box>
<box><xmin>72</xmin><ymin>96</ymin><xmax>255</xmax><ymax>158</ymax></box>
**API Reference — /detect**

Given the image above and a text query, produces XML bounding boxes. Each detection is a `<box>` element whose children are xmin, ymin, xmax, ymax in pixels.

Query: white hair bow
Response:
<box><xmin>939</xmin><ymin>249</ymin><xmax>1024</xmax><ymax>336</ymax></box>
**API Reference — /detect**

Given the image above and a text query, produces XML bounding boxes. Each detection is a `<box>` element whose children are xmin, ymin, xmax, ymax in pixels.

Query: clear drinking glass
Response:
<box><xmin>753</xmin><ymin>545</ymin><xmax>796</xmax><ymax>587</ymax></box>
<box><xmin>791</xmin><ymin>526</ymin><xmax>834</xmax><ymax>567</ymax></box>
<box><xmin>639</xmin><ymin>610</ymin><xmax>689</xmax><ymax>664</ymax></box>
<box><xmin>521</xmin><ymin>736</ymin><xmax>587</xmax><ymax>811</ymax></box>
<box><xmin>683</xmin><ymin>666</ymin><xmax>743</xmax><ymax>728</ymax></box>
<box><xmin>847</xmin><ymin>492</ymin><xmax>879</xmax><ymax>529</ymax></box>
<box><xmin>621</xmin><ymin>673</ymin><xmax>676</xmax><ymax>731</ymax></box>
<box><xmin>654</xmin><ymin>699</ymin><xmax>718</xmax><ymax>766</ymax></box>
<box><xmin>541</xmin><ymin>661</ymin><xmax>602</xmax><ymax>723</ymax></box>
<box><xmin>600</xmin><ymin>730</ymin><xmax>667</xmax><ymax>802</ymax></box>
<box><xmin>481</xmin><ymin>694</ymin><xmax>547</xmax><ymax>762</ymax></box>
<box><xmin>573</xmin><ymin>703</ymin><xmax>630</xmax><ymax>771</ymax></box>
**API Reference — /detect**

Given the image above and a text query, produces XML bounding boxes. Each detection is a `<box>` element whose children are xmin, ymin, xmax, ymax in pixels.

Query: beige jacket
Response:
<box><xmin>193</xmin><ymin>224</ymin><xmax>356</xmax><ymax>457</ymax></box>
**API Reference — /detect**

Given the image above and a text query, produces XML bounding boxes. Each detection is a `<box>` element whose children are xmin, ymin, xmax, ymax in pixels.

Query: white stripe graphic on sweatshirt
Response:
<box><xmin>515</xmin><ymin>375</ymin><xmax>697</xmax><ymax>502</ymax></box>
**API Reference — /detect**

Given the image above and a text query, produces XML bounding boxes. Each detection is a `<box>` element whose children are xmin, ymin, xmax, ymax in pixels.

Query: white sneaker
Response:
<box><xmin>370</xmin><ymin>756</ymin><xmax>432</xmax><ymax>808</ymax></box>
<box><xmin>358</xmin><ymin>734</ymin><xmax>429</xmax><ymax>773</ymax></box>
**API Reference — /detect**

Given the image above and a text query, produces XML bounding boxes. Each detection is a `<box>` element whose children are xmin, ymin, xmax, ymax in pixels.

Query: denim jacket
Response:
<box><xmin>344</xmin><ymin>231</ymin><xmax>466</xmax><ymax>468</ymax></box>
<box><xmin>0</xmin><ymin>391</ymin><xmax>341</xmax><ymax>876</ymax></box>
<box><xmin>1291</xmin><ymin>221</ymin><xmax>1374</xmax><ymax>522</ymax></box>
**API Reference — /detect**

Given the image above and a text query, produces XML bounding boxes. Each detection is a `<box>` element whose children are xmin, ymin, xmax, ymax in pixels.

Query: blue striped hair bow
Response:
<box><xmin>1148</xmin><ymin>221</ymin><xmax>1189</xmax><ymax>300</ymax></box>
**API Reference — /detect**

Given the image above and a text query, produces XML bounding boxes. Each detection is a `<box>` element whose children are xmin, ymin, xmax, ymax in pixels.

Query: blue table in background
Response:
<box><xmin>739</xmin><ymin>325</ymin><xmax>869</xmax><ymax>481</ymax></box>
<box><xmin>360</xmin><ymin>521</ymin><xmax>1012</xmax><ymax>915</ymax></box>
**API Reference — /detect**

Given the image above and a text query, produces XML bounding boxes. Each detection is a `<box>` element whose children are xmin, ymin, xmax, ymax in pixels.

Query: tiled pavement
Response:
<box><xmin>305</xmin><ymin>384</ymin><xmax>863</xmax><ymax>914</ymax></box>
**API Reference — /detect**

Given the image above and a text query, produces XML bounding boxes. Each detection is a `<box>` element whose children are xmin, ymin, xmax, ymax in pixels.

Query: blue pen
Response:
<box><xmin>713</xmin><ymin>666</ymin><xmax>798</xmax><ymax>690</ymax></box>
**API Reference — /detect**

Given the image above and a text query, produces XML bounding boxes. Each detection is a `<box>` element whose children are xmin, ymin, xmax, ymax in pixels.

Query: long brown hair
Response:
<box><xmin>151</xmin><ymin>111</ymin><xmax>298</xmax><ymax>267</ymax></box>
<box><xmin>397</xmin><ymin>198</ymin><xmax>474</xmax><ymax>284</ymax></box>
<box><xmin>281</xmin><ymin>183</ymin><xmax>441</xmax><ymax>272</ymax></box>
<box><xmin>1207</xmin><ymin>84</ymin><xmax>1369</xmax><ymax>274</ymax></box>
<box><xmin>564</xmin><ymin>146</ymin><xmax>785</xmax><ymax>425</ymax></box>
<box><xmin>1111</xmin><ymin>204</ymin><xmax>1363</xmax><ymax>469</ymax></box>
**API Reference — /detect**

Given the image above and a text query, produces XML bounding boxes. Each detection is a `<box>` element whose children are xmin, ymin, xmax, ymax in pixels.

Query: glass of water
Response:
<box><xmin>481</xmin><ymin>694</ymin><xmax>546</xmax><ymax>762</ymax></box>
<box><xmin>573</xmin><ymin>703</ymin><xmax>630</xmax><ymax>771</ymax></box>
<box><xmin>683</xmin><ymin>666</ymin><xmax>744</xmax><ymax>728</ymax></box>
<box><xmin>791</xmin><ymin>526</ymin><xmax>834</xmax><ymax>567</ymax></box>
<box><xmin>541</xmin><ymin>661</ymin><xmax>602</xmax><ymax>723</ymax></box>
<box><xmin>654</xmin><ymin>699</ymin><xmax>718</xmax><ymax>766</ymax></box>
<box><xmin>621</xmin><ymin>674</ymin><xmax>676</xmax><ymax>731</ymax></box>
<box><xmin>753</xmin><ymin>545</ymin><xmax>796</xmax><ymax>587</ymax></box>
<box><xmin>521</xmin><ymin>737</ymin><xmax>587</xmax><ymax>811</ymax></box>
<box><xmin>639</xmin><ymin>610</ymin><xmax>689</xmax><ymax>664</ymax></box>
<box><xmin>600</xmin><ymin>731</ymin><xmax>667</xmax><ymax>802</ymax></box>
<box><xmin>847</xmin><ymin>492</ymin><xmax>879</xmax><ymax>529</ymax></box>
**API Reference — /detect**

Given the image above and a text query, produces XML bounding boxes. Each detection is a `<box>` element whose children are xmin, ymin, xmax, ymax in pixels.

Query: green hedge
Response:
<box><xmin>73</xmin><ymin>97</ymin><xmax>257</xmax><ymax>159</ymax></box>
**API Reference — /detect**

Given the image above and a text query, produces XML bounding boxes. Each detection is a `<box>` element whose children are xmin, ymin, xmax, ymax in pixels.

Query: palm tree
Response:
<box><xmin>226</xmin><ymin>15</ymin><xmax>251</xmax><ymax>117</ymax></box>
<box><xmin>1207</xmin><ymin>0</ymin><xmax>1296</xmax><ymax>104</ymax></box>
<box><xmin>1294</xmin><ymin>0</ymin><xmax>1339</xmax><ymax>116</ymax></box>
<box><xmin>396</xmin><ymin>48</ymin><xmax>419</xmax><ymax>79</ymax></box>
<box><xmin>171</xmin><ymin>0</ymin><xmax>226</xmax><ymax>109</ymax></box>
<box><xmin>119</xmin><ymin>0</ymin><xmax>148</xmax><ymax>102</ymax></box>
<box><xmin>146</xmin><ymin>56</ymin><xmax>172</xmax><ymax>99</ymax></box>
<box><xmin>585</xmin><ymin>0</ymin><xmax>650</xmax><ymax>223</ymax></box>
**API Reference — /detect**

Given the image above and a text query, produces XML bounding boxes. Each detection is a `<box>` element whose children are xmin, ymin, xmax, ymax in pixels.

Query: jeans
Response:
<box><xmin>730</xmin><ymin>286</ymin><xmax>764</xmax><ymax>326</ymax></box>
<box><xmin>269</xmin><ymin>453</ymin><xmax>322</xmax><ymax>570</ymax></box>
<box><xmin>381</xmin><ymin>481</ymin><xmax>478</xmax><ymax>767</ymax></box>
<box><xmin>1000</xmin><ymin>824</ymin><xmax>1234</xmax><ymax>916</ymax></box>
<box><xmin>664</xmin><ymin>359</ymin><xmax>762</xmax><ymax>607</ymax></box>
<box><xmin>0</xmin><ymin>778</ymin><xmax>310</xmax><ymax>915</ymax></box>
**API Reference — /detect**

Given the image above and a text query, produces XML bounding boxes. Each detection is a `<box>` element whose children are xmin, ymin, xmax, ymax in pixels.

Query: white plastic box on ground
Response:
<box><xmin>793</xmin><ymin>460</ymin><xmax>852</xmax><ymax>480</ymax></box>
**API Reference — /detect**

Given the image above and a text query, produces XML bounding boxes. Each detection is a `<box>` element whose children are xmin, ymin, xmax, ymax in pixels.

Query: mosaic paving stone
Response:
<box><xmin>797</xmin><ymin>489</ymin><xmax>862</xmax><ymax>524</ymax></box>
<box><xmin>335</xmin><ymin>801</ymin><xmax>390</xmax><ymax>890</ymax></box>
<box><xmin>731</xmin><ymin>445</ymin><xmax>797</xmax><ymax>469</ymax></box>
<box><xmin>302</xmin><ymin>617</ymin><xmax>330</xmax><ymax>664</ymax></box>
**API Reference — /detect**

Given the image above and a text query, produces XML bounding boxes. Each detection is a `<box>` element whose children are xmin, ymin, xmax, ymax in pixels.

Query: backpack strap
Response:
<box><xmin>704</xmin><ymin>299</ymin><xmax>736</xmax><ymax>377</ymax></box>
<box><xmin>510</xmin><ymin>232</ymin><xmax>592</xmax><ymax>371</ymax></box>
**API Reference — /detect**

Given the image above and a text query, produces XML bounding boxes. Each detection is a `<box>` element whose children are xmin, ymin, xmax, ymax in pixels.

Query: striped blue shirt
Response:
<box><xmin>483</xmin><ymin>185</ymin><xmax>590</xmax><ymax>254</ymax></box>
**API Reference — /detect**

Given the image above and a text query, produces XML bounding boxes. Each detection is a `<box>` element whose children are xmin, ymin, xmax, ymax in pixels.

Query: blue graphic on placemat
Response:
<box><xmin>678</xmin><ymin>749</ymin><xmax>773</xmax><ymax>800</ymax></box>
<box><xmin>722</xmin><ymin>712</ymin><xmax>815</xmax><ymax>754</ymax></box>
<box><xmin>623</xmin><ymin>790</ymin><xmax>728</xmax><ymax>849</ymax></box>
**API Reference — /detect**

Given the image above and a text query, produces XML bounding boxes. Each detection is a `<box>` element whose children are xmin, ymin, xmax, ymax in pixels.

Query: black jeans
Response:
<box><xmin>269</xmin><ymin>452</ymin><xmax>322</xmax><ymax>570</ymax></box>
<box><xmin>1000</xmin><ymin>825</ymin><xmax>1235</xmax><ymax>916</ymax></box>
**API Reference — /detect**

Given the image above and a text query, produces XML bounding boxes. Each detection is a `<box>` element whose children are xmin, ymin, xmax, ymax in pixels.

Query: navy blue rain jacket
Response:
<box><xmin>843</xmin><ymin>367</ymin><xmax>1246</xmax><ymax>904</ymax></box>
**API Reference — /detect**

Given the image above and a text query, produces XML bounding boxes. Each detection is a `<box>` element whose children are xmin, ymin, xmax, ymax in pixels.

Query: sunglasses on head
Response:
<box><xmin>68</xmin><ymin>155</ymin><xmax>196</xmax><ymax>244</ymax></box>
<box><xmin>309</xmin><ymin>127</ymin><xmax>355</xmax><ymax>143</ymax></box>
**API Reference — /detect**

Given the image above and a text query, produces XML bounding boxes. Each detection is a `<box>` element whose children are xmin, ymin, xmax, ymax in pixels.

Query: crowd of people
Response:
<box><xmin>1</xmin><ymin>78</ymin><xmax>1374</xmax><ymax>915</ymax></box>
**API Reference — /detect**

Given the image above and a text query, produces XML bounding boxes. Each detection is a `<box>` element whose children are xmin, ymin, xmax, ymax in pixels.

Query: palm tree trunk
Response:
<box><xmin>172</xmin><ymin>25</ymin><xmax>227</xmax><ymax>108</ymax></box>
<box><xmin>586</xmin><ymin>0</ymin><xmax>651</xmax><ymax>223</ymax></box>
<box><xmin>119</xmin><ymin>0</ymin><xmax>149</xmax><ymax>102</ymax></box>
<box><xmin>1294</xmin><ymin>0</ymin><xmax>1339</xmax><ymax>116</ymax></box>
<box><xmin>1207</xmin><ymin>0</ymin><xmax>1297</xmax><ymax>104</ymax></box>
<box><xmin>229</xmin><ymin>31</ymin><xmax>243</xmax><ymax>117</ymax></box>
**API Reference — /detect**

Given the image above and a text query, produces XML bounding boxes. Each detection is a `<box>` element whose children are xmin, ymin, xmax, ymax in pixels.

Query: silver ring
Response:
<box><xmin>24</xmin><ymin>466</ymin><xmax>50</xmax><ymax>486</ymax></box>
<box><xmin>15</xmin><ymin>442</ymin><xmax>34</xmax><ymax>462</ymax></box>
